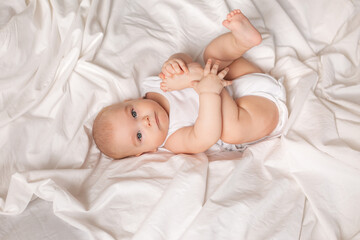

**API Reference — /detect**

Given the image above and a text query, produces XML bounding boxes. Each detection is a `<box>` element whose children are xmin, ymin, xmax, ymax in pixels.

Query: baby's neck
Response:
<box><xmin>145</xmin><ymin>92</ymin><xmax>170</xmax><ymax>116</ymax></box>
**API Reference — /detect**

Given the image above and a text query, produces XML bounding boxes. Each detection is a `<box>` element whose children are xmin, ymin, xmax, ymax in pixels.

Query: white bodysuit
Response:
<box><xmin>140</xmin><ymin>73</ymin><xmax>288</xmax><ymax>151</ymax></box>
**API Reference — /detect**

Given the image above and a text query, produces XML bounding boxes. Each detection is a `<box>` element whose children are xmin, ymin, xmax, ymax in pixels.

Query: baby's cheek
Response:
<box><xmin>155</xmin><ymin>132</ymin><xmax>166</xmax><ymax>146</ymax></box>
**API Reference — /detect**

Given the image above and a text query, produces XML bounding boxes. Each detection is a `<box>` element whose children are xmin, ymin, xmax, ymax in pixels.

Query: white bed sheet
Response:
<box><xmin>0</xmin><ymin>198</ymin><xmax>88</xmax><ymax>240</ymax></box>
<box><xmin>1</xmin><ymin>0</ymin><xmax>360</xmax><ymax>239</ymax></box>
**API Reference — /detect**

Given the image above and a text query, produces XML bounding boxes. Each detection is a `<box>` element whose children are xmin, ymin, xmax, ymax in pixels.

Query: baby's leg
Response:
<box><xmin>160</xmin><ymin>10</ymin><xmax>262</xmax><ymax>91</ymax></box>
<box><xmin>207</xmin><ymin>10</ymin><xmax>278</xmax><ymax>143</ymax></box>
<box><xmin>220</xmin><ymin>89</ymin><xmax>279</xmax><ymax>144</ymax></box>
<box><xmin>204</xmin><ymin>9</ymin><xmax>262</xmax><ymax>79</ymax></box>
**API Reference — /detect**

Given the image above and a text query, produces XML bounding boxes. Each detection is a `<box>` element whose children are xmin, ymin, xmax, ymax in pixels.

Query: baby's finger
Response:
<box><xmin>221</xmin><ymin>80</ymin><xmax>233</xmax><ymax>87</ymax></box>
<box><xmin>165</xmin><ymin>65</ymin><xmax>175</xmax><ymax>76</ymax></box>
<box><xmin>163</xmin><ymin>71</ymin><xmax>172</xmax><ymax>77</ymax></box>
<box><xmin>204</xmin><ymin>59</ymin><xmax>212</xmax><ymax>75</ymax></box>
<box><xmin>211</xmin><ymin>60</ymin><xmax>220</xmax><ymax>74</ymax></box>
<box><xmin>161</xmin><ymin>65</ymin><xmax>170</xmax><ymax>77</ymax></box>
<box><xmin>171</xmin><ymin>63</ymin><xmax>183</xmax><ymax>74</ymax></box>
<box><xmin>176</xmin><ymin>60</ymin><xmax>189</xmax><ymax>73</ymax></box>
<box><xmin>161</xmin><ymin>62</ymin><xmax>170</xmax><ymax>72</ymax></box>
<box><xmin>217</xmin><ymin>67</ymin><xmax>229</xmax><ymax>79</ymax></box>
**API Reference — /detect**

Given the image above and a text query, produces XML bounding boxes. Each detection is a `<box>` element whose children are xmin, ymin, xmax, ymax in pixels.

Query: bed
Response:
<box><xmin>1</xmin><ymin>0</ymin><xmax>359</xmax><ymax>239</ymax></box>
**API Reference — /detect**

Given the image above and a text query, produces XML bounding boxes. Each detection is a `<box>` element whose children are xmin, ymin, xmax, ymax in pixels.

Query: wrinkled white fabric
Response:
<box><xmin>0</xmin><ymin>0</ymin><xmax>360</xmax><ymax>240</ymax></box>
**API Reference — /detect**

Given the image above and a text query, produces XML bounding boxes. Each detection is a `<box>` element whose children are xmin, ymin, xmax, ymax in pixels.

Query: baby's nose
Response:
<box><xmin>142</xmin><ymin>115</ymin><xmax>151</xmax><ymax>127</ymax></box>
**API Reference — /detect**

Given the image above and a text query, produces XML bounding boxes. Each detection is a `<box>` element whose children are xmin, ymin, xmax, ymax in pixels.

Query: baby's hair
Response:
<box><xmin>92</xmin><ymin>106</ymin><xmax>119</xmax><ymax>159</ymax></box>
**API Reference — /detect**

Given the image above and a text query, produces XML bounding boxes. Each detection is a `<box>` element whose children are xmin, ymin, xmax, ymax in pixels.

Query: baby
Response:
<box><xmin>92</xmin><ymin>9</ymin><xmax>288</xmax><ymax>159</ymax></box>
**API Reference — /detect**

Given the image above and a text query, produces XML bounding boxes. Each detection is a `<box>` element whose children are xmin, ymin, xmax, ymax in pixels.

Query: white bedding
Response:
<box><xmin>1</xmin><ymin>0</ymin><xmax>360</xmax><ymax>239</ymax></box>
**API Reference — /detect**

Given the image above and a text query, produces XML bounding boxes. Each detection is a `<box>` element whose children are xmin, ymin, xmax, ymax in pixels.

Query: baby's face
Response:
<box><xmin>109</xmin><ymin>98</ymin><xmax>169</xmax><ymax>158</ymax></box>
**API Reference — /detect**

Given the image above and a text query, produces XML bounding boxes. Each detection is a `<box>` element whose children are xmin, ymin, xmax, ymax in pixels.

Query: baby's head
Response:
<box><xmin>92</xmin><ymin>98</ymin><xmax>169</xmax><ymax>159</ymax></box>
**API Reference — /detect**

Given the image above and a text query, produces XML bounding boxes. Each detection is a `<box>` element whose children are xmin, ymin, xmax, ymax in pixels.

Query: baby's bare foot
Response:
<box><xmin>160</xmin><ymin>62</ymin><xmax>203</xmax><ymax>92</ymax></box>
<box><xmin>222</xmin><ymin>9</ymin><xmax>262</xmax><ymax>48</ymax></box>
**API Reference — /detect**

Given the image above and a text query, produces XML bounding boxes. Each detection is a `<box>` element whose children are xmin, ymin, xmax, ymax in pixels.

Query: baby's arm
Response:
<box><xmin>164</xmin><ymin>60</ymin><xmax>231</xmax><ymax>154</ymax></box>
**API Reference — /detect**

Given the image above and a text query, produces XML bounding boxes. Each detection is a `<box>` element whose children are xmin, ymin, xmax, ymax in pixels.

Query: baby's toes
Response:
<box><xmin>222</xmin><ymin>19</ymin><xmax>230</xmax><ymax>27</ymax></box>
<box><xmin>228</xmin><ymin>9</ymin><xmax>240</xmax><ymax>20</ymax></box>
<box><xmin>159</xmin><ymin>72</ymin><xmax>166</xmax><ymax>80</ymax></box>
<box><xmin>227</xmin><ymin>13</ymin><xmax>232</xmax><ymax>20</ymax></box>
<box><xmin>160</xmin><ymin>82</ymin><xmax>168</xmax><ymax>92</ymax></box>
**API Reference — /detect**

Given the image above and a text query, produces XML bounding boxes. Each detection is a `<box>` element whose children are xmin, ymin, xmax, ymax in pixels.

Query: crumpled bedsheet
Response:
<box><xmin>1</xmin><ymin>0</ymin><xmax>360</xmax><ymax>239</ymax></box>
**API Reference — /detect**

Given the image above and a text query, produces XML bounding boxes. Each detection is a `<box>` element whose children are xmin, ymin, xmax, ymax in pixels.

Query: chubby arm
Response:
<box><xmin>164</xmin><ymin>60</ymin><xmax>231</xmax><ymax>154</ymax></box>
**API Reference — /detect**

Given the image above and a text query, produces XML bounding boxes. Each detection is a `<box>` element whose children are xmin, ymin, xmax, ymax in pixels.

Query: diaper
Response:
<box><xmin>216</xmin><ymin>73</ymin><xmax>288</xmax><ymax>151</ymax></box>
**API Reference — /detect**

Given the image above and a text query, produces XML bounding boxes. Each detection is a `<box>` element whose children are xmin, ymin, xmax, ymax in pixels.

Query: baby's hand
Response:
<box><xmin>159</xmin><ymin>58</ymin><xmax>189</xmax><ymax>79</ymax></box>
<box><xmin>159</xmin><ymin>62</ymin><xmax>204</xmax><ymax>92</ymax></box>
<box><xmin>192</xmin><ymin>59</ymin><xmax>231</xmax><ymax>94</ymax></box>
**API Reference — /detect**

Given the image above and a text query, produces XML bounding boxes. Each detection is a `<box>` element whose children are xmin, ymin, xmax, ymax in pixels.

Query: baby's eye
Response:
<box><xmin>137</xmin><ymin>131</ymin><xmax>142</xmax><ymax>141</ymax></box>
<box><xmin>131</xmin><ymin>109</ymin><xmax>137</xmax><ymax>118</ymax></box>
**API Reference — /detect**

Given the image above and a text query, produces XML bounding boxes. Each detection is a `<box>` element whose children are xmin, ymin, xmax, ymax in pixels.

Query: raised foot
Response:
<box><xmin>222</xmin><ymin>9</ymin><xmax>262</xmax><ymax>48</ymax></box>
